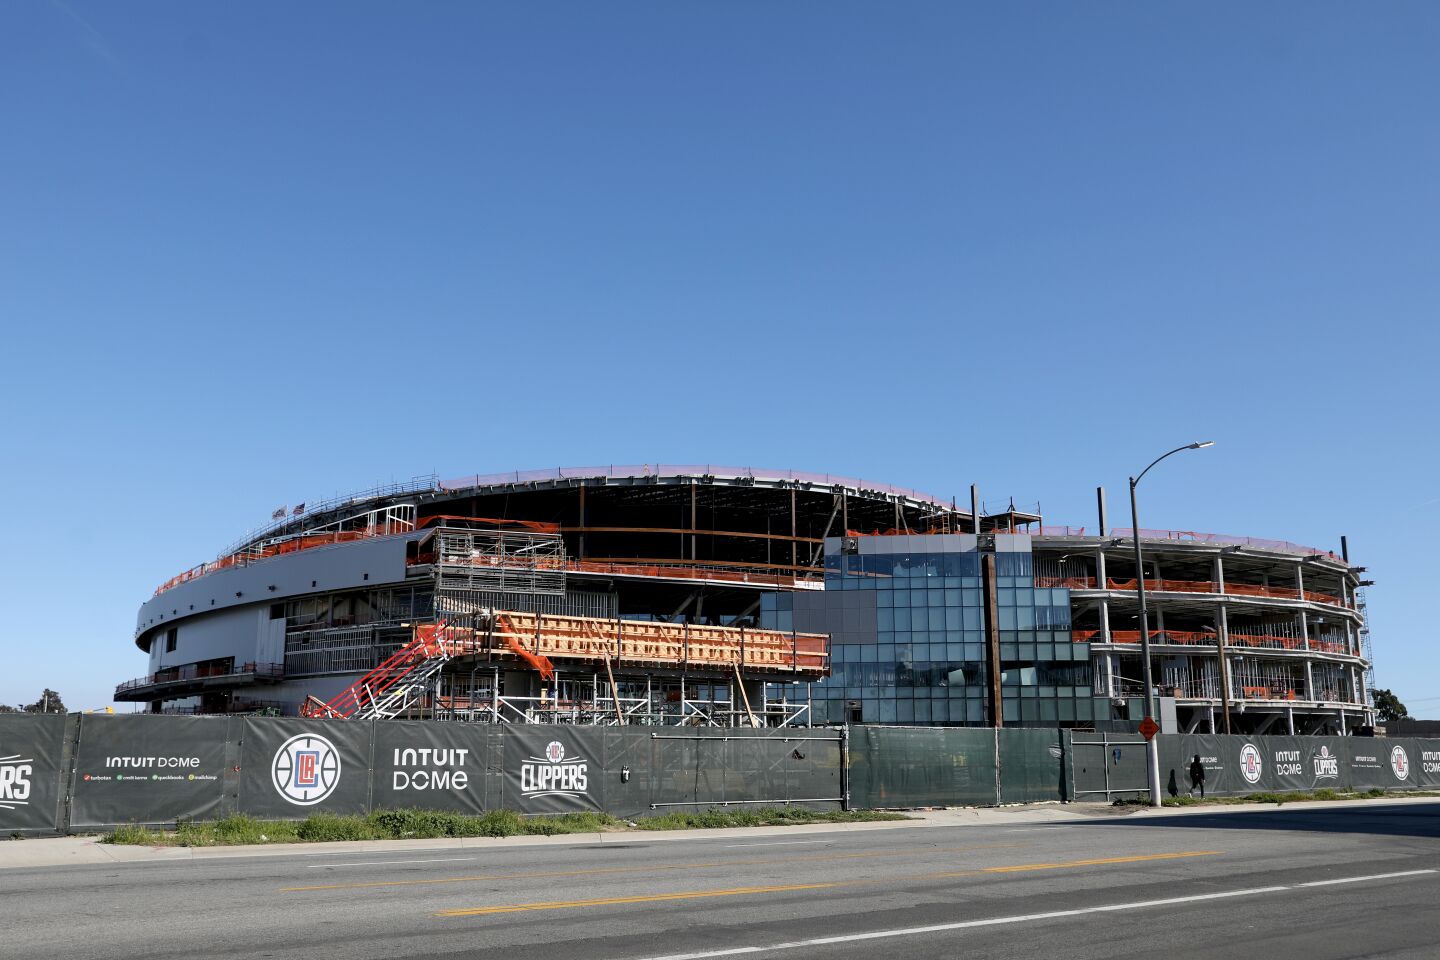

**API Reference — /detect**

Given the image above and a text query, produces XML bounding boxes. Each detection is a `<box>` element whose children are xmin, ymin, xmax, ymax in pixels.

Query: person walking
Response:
<box><xmin>1189</xmin><ymin>754</ymin><xmax>1206</xmax><ymax>798</ymax></box>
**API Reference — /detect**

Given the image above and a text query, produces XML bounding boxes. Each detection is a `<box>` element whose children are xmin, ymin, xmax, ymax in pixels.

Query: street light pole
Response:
<box><xmin>1130</xmin><ymin>440</ymin><xmax>1214</xmax><ymax>807</ymax></box>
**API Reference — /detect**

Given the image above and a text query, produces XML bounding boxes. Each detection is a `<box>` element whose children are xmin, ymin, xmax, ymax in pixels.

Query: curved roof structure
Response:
<box><xmin>439</xmin><ymin>465</ymin><xmax>952</xmax><ymax>510</ymax></box>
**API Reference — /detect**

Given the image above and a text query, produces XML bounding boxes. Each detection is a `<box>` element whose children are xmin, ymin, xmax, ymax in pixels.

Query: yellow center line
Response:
<box><xmin>979</xmin><ymin>851</ymin><xmax>1222</xmax><ymax>874</ymax></box>
<box><xmin>436</xmin><ymin>882</ymin><xmax>845</xmax><ymax>917</ymax></box>
<box><xmin>432</xmin><ymin>850</ymin><xmax>1223</xmax><ymax>918</ymax></box>
<box><xmin>280</xmin><ymin>841</ymin><xmax>1028</xmax><ymax>893</ymax></box>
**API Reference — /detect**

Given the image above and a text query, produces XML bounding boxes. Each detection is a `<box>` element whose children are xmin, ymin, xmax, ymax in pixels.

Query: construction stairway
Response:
<box><xmin>301</xmin><ymin>622</ymin><xmax>456</xmax><ymax>720</ymax></box>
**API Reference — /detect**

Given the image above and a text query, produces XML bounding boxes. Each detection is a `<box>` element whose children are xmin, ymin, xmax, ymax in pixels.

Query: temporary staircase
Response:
<box><xmin>301</xmin><ymin>621</ymin><xmax>456</xmax><ymax>720</ymax></box>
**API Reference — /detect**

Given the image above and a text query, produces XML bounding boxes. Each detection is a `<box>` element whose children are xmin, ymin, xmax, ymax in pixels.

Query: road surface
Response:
<box><xmin>4</xmin><ymin>801</ymin><xmax>1438</xmax><ymax>959</ymax></box>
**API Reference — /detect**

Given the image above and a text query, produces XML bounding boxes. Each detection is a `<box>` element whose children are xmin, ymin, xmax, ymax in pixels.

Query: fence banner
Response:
<box><xmin>370</xmin><ymin>721</ymin><xmax>501</xmax><ymax>815</ymax></box>
<box><xmin>69</xmin><ymin>715</ymin><xmax>229</xmax><ymax>828</ymax></box>
<box><xmin>1343</xmin><ymin>739</ymin><xmax>1418</xmax><ymax>792</ymax></box>
<box><xmin>1417</xmin><ymin>742</ymin><xmax>1440</xmax><ymax>789</ymax></box>
<box><xmin>0</xmin><ymin>713</ymin><xmax>68</xmax><ymax>834</ymax></box>
<box><xmin>237</xmin><ymin>717</ymin><xmax>373</xmax><ymax>819</ymax></box>
<box><xmin>502</xmin><ymin>726</ymin><xmax>604</xmax><ymax>814</ymax></box>
<box><xmin>1162</xmin><ymin>735</ymin><xmax>1249</xmax><ymax>797</ymax></box>
<box><xmin>1350</xmin><ymin>738</ymin><xmax>1419</xmax><ymax>791</ymax></box>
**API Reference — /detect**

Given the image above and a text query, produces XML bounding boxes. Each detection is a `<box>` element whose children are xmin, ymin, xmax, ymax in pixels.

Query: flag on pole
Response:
<box><xmin>272</xmin><ymin>506</ymin><xmax>287</xmax><ymax>520</ymax></box>
<box><xmin>292</xmin><ymin>503</ymin><xmax>306</xmax><ymax>516</ymax></box>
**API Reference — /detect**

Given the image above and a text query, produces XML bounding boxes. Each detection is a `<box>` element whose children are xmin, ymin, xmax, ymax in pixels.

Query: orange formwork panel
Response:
<box><xmin>481</xmin><ymin>612</ymin><xmax>829</xmax><ymax>678</ymax></box>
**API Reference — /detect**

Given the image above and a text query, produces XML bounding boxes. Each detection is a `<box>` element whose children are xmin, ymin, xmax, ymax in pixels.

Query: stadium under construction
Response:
<box><xmin>121</xmin><ymin>465</ymin><xmax>1377</xmax><ymax>735</ymax></box>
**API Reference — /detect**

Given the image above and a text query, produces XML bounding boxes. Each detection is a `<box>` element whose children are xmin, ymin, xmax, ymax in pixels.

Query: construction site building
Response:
<box><xmin>119</xmin><ymin>466</ymin><xmax>1375</xmax><ymax>733</ymax></box>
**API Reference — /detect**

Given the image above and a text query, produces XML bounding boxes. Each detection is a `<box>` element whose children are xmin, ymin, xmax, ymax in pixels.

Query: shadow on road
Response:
<box><xmin>1084</xmin><ymin>801</ymin><xmax>1440</xmax><ymax>839</ymax></box>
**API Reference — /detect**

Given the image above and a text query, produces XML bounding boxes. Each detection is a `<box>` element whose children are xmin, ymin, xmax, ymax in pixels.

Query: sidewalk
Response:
<box><xmin>3</xmin><ymin>796</ymin><xmax>1434</xmax><ymax>870</ymax></box>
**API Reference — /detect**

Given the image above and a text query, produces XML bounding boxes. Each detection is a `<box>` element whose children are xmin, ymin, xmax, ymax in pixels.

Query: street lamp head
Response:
<box><xmin>1189</xmin><ymin>440</ymin><xmax>1216</xmax><ymax>449</ymax></box>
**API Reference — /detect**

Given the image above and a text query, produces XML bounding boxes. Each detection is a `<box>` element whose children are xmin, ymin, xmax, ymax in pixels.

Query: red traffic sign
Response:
<box><xmin>1138</xmin><ymin>717</ymin><xmax>1160</xmax><ymax>740</ymax></box>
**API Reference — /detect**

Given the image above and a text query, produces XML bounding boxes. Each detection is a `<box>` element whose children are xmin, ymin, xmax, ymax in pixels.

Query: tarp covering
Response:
<box><xmin>847</xmin><ymin>726</ymin><xmax>997</xmax><ymax>808</ymax></box>
<box><xmin>68</xmin><ymin>715</ymin><xmax>230</xmax><ymax>828</ymax></box>
<box><xmin>638</xmin><ymin>729</ymin><xmax>842</xmax><ymax>818</ymax></box>
<box><xmin>998</xmin><ymin>728</ymin><xmax>1065</xmax><ymax>804</ymax></box>
<box><xmin>20</xmin><ymin>714</ymin><xmax>1440</xmax><ymax>834</ymax></box>
<box><xmin>0</xmin><ymin>713</ymin><xmax>68</xmax><ymax>834</ymax></box>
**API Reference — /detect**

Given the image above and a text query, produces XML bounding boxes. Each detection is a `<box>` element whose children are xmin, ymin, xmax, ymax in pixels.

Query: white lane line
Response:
<box><xmin>1297</xmin><ymin>870</ymin><xmax>1436</xmax><ymax>887</ymax></box>
<box><xmin>307</xmin><ymin>857</ymin><xmax>477</xmax><ymax>868</ymax></box>
<box><xmin>628</xmin><ymin>871</ymin><xmax>1439</xmax><ymax>960</ymax></box>
<box><xmin>723</xmin><ymin>840</ymin><xmax>830</xmax><ymax>848</ymax></box>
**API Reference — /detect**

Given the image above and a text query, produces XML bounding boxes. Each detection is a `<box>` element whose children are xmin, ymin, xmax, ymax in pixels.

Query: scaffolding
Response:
<box><xmin>1356</xmin><ymin>587</ymin><xmax>1375</xmax><ymax>706</ymax></box>
<box><xmin>431</xmin><ymin>527</ymin><xmax>567</xmax><ymax>595</ymax></box>
<box><xmin>433</xmin><ymin>670</ymin><xmax>814</xmax><ymax>728</ymax></box>
<box><xmin>303</xmin><ymin>612</ymin><xmax>828</xmax><ymax>725</ymax></box>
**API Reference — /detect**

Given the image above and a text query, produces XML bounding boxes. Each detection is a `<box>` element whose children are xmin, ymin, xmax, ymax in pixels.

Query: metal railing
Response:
<box><xmin>153</xmin><ymin>504</ymin><xmax>417</xmax><ymax>597</ymax></box>
<box><xmin>438</xmin><ymin>465</ymin><xmax>951</xmax><ymax>509</ymax></box>
<box><xmin>1036</xmin><ymin>575</ymin><xmax>1349</xmax><ymax>608</ymax></box>
<box><xmin>1075</xmin><ymin>629</ymin><xmax>1354</xmax><ymax>656</ymax></box>
<box><xmin>1035</xmin><ymin>526</ymin><xmax>1344</xmax><ymax>561</ymax></box>
<box><xmin>115</xmin><ymin>662</ymin><xmax>284</xmax><ymax>696</ymax></box>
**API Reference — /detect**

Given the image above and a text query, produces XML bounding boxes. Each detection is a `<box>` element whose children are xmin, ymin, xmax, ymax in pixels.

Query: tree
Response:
<box><xmin>0</xmin><ymin>704</ymin><xmax>17</xmax><ymax>713</ymax></box>
<box><xmin>22</xmin><ymin>689</ymin><xmax>66</xmax><ymax>714</ymax></box>
<box><xmin>1373</xmin><ymin>688</ymin><xmax>1409</xmax><ymax>723</ymax></box>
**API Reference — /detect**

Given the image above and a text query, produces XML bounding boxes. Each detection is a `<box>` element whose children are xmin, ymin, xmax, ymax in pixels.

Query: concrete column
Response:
<box><xmin>1217</xmin><ymin>604</ymin><xmax>1233</xmax><ymax>735</ymax></box>
<box><xmin>1286</xmin><ymin>706</ymin><xmax>1295</xmax><ymax>735</ymax></box>
<box><xmin>1296</xmin><ymin>561</ymin><xmax>1306</xmax><ymax>603</ymax></box>
<box><xmin>1214</xmin><ymin>553</ymin><xmax>1226</xmax><ymax>595</ymax></box>
<box><xmin>1207</xmin><ymin>705</ymin><xmax>1216</xmax><ymax>734</ymax></box>
<box><xmin>1096</xmin><ymin>546</ymin><xmax>1112</xmax><ymax>695</ymax></box>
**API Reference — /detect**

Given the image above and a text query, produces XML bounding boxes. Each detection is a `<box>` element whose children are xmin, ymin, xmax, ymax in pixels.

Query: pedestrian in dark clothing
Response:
<box><xmin>1189</xmin><ymin>754</ymin><xmax>1206</xmax><ymax>798</ymax></box>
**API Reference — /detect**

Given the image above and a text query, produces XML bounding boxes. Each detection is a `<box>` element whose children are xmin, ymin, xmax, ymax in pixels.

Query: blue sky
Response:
<box><xmin>2</xmin><ymin>3</ymin><xmax>1436</xmax><ymax>715</ymax></box>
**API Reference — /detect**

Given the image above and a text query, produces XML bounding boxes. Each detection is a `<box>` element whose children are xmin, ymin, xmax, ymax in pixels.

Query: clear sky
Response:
<box><xmin>2</xmin><ymin>3</ymin><xmax>1436</xmax><ymax>716</ymax></box>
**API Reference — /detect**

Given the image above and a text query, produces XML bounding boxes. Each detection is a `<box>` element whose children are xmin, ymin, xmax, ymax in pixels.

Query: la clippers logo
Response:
<box><xmin>1239</xmin><ymin>743</ymin><xmax>1263</xmax><ymax>784</ymax></box>
<box><xmin>520</xmin><ymin>740</ymin><xmax>588</xmax><ymax>799</ymax></box>
<box><xmin>272</xmin><ymin>733</ymin><xmax>341</xmax><ymax>805</ymax></box>
<box><xmin>0</xmin><ymin>751</ymin><xmax>33</xmax><ymax>810</ymax></box>
<box><xmin>1312</xmin><ymin>746</ymin><xmax>1339</xmax><ymax>781</ymax></box>
<box><xmin>1391</xmin><ymin>745</ymin><xmax>1410</xmax><ymax>781</ymax></box>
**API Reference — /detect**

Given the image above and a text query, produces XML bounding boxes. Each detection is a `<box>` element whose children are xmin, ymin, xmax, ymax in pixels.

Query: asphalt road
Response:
<box><xmin>5</xmin><ymin>802</ymin><xmax>1439</xmax><ymax>960</ymax></box>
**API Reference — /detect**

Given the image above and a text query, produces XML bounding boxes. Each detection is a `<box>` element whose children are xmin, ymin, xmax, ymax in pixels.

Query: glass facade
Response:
<box><xmin>762</xmin><ymin>534</ymin><xmax>1092</xmax><ymax>727</ymax></box>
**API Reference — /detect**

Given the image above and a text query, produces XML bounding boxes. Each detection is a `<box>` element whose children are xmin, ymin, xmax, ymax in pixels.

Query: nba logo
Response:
<box><xmin>1391</xmin><ymin>746</ymin><xmax>1410</xmax><ymax>781</ymax></box>
<box><xmin>272</xmin><ymin>734</ymin><xmax>341</xmax><ymax>805</ymax></box>
<box><xmin>295</xmin><ymin>751</ymin><xmax>319</xmax><ymax>788</ymax></box>
<box><xmin>1239</xmin><ymin>743</ymin><xmax>1263</xmax><ymax>784</ymax></box>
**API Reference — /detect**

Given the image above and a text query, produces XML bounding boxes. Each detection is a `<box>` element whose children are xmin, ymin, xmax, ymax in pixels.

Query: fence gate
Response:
<box><xmin>1069</xmin><ymin>732</ymin><xmax>1149</xmax><ymax>800</ymax></box>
